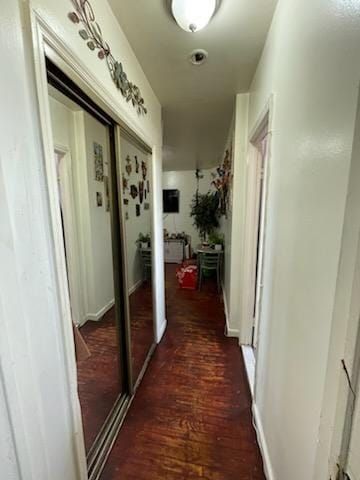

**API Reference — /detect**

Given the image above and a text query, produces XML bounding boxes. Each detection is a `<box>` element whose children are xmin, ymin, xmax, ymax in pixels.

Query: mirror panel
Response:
<box><xmin>120</xmin><ymin>134</ymin><xmax>154</xmax><ymax>386</ymax></box>
<box><xmin>48</xmin><ymin>88</ymin><xmax>124</xmax><ymax>453</ymax></box>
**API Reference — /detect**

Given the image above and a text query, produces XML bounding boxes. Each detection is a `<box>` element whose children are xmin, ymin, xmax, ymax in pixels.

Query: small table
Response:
<box><xmin>196</xmin><ymin>245</ymin><xmax>223</xmax><ymax>255</ymax></box>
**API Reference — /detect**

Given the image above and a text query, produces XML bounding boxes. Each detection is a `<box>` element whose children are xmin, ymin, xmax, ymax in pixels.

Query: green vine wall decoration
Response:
<box><xmin>68</xmin><ymin>0</ymin><xmax>147</xmax><ymax>115</ymax></box>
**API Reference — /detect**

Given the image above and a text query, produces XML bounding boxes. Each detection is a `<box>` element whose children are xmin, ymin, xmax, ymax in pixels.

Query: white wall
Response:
<box><xmin>0</xmin><ymin>0</ymin><xmax>164</xmax><ymax>478</ymax></box>
<box><xmin>218</xmin><ymin>119</ymin><xmax>234</xmax><ymax>332</ymax></box>
<box><xmin>244</xmin><ymin>1</ymin><xmax>360</xmax><ymax>479</ymax></box>
<box><xmin>49</xmin><ymin>98</ymin><xmax>115</xmax><ymax>323</ymax></box>
<box><xmin>218</xmin><ymin>95</ymin><xmax>250</xmax><ymax>338</ymax></box>
<box><xmin>314</xmin><ymin>87</ymin><xmax>360</xmax><ymax>480</ymax></box>
<box><xmin>162</xmin><ymin>169</ymin><xmax>215</xmax><ymax>250</ymax></box>
<box><xmin>121</xmin><ymin>136</ymin><xmax>151</xmax><ymax>292</ymax></box>
<box><xmin>83</xmin><ymin>112</ymin><xmax>114</xmax><ymax>317</ymax></box>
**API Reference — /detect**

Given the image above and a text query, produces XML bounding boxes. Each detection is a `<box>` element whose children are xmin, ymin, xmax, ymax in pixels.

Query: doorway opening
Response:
<box><xmin>250</xmin><ymin>123</ymin><xmax>269</xmax><ymax>352</ymax></box>
<box><xmin>241</xmin><ymin>107</ymin><xmax>271</xmax><ymax>394</ymax></box>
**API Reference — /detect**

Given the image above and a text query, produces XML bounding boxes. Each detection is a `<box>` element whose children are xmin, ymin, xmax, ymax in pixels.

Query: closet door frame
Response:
<box><xmin>46</xmin><ymin>59</ymin><xmax>134</xmax><ymax>479</ymax></box>
<box><xmin>30</xmin><ymin>10</ymin><xmax>158</xmax><ymax>478</ymax></box>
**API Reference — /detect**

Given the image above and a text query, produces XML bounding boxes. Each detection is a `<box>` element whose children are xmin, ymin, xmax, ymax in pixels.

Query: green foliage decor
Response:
<box><xmin>190</xmin><ymin>192</ymin><xmax>220</xmax><ymax>241</ymax></box>
<box><xmin>136</xmin><ymin>232</ymin><xmax>150</xmax><ymax>245</ymax></box>
<box><xmin>208</xmin><ymin>231</ymin><xmax>224</xmax><ymax>246</ymax></box>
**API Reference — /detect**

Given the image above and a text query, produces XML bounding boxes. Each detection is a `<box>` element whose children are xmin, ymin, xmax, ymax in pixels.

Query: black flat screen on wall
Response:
<box><xmin>163</xmin><ymin>189</ymin><xmax>179</xmax><ymax>213</ymax></box>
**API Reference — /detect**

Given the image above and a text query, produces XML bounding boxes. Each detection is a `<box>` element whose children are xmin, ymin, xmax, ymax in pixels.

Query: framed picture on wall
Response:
<box><xmin>94</xmin><ymin>142</ymin><xmax>104</xmax><ymax>182</ymax></box>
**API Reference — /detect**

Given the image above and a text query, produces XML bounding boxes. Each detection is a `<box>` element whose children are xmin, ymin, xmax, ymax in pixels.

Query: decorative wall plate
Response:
<box><xmin>125</xmin><ymin>155</ymin><xmax>132</xmax><ymax>176</ymax></box>
<box><xmin>130</xmin><ymin>184</ymin><xmax>138</xmax><ymax>199</ymax></box>
<box><xmin>122</xmin><ymin>173</ymin><xmax>128</xmax><ymax>193</ymax></box>
<box><xmin>141</xmin><ymin>160</ymin><xmax>147</xmax><ymax>180</ymax></box>
<box><xmin>212</xmin><ymin>147</ymin><xmax>232</xmax><ymax>217</ymax></box>
<box><xmin>139</xmin><ymin>181</ymin><xmax>144</xmax><ymax>204</ymax></box>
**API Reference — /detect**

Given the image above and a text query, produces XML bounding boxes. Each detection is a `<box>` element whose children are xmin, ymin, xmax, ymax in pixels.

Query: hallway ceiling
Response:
<box><xmin>109</xmin><ymin>0</ymin><xmax>277</xmax><ymax>171</ymax></box>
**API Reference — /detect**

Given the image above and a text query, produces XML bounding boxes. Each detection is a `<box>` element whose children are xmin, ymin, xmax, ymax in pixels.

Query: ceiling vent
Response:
<box><xmin>188</xmin><ymin>49</ymin><xmax>208</xmax><ymax>66</ymax></box>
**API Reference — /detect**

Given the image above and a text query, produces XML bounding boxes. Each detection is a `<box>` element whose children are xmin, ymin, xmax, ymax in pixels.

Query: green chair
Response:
<box><xmin>198</xmin><ymin>251</ymin><xmax>222</xmax><ymax>292</ymax></box>
<box><xmin>139</xmin><ymin>249</ymin><xmax>152</xmax><ymax>282</ymax></box>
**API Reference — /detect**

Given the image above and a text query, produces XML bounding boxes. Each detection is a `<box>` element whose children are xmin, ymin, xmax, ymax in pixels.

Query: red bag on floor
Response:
<box><xmin>176</xmin><ymin>264</ymin><xmax>198</xmax><ymax>290</ymax></box>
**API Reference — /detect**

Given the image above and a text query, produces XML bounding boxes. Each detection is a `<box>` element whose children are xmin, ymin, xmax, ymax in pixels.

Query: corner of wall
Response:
<box><xmin>222</xmin><ymin>284</ymin><xmax>239</xmax><ymax>338</ymax></box>
<box><xmin>252</xmin><ymin>403</ymin><xmax>276</xmax><ymax>480</ymax></box>
<box><xmin>227</xmin><ymin>93</ymin><xmax>251</xmax><ymax>344</ymax></box>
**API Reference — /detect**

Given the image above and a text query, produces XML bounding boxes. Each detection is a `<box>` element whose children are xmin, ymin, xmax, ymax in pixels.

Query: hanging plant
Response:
<box><xmin>68</xmin><ymin>0</ymin><xmax>147</xmax><ymax>115</ymax></box>
<box><xmin>194</xmin><ymin>168</ymin><xmax>204</xmax><ymax>204</ymax></box>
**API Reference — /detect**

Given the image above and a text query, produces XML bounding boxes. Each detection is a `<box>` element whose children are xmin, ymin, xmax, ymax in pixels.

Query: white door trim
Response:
<box><xmin>29</xmin><ymin>11</ymin><xmax>88</xmax><ymax>480</ymax></box>
<box><xmin>240</xmin><ymin>95</ymin><xmax>274</xmax><ymax>394</ymax></box>
<box><xmin>55</xmin><ymin>145</ymin><xmax>84</xmax><ymax>327</ymax></box>
<box><xmin>28</xmin><ymin>7</ymin><xmax>166</xmax><ymax>475</ymax></box>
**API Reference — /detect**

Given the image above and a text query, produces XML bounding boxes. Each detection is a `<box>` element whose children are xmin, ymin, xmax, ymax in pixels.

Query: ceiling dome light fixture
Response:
<box><xmin>171</xmin><ymin>0</ymin><xmax>218</xmax><ymax>33</ymax></box>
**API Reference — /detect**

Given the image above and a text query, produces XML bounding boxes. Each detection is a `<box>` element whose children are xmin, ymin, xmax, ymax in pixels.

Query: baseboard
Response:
<box><xmin>86</xmin><ymin>299</ymin><xmax>115</xmax><ymax>322</ymax></box>
<box><xmin>222</xmin><ymin>286</ymin><xmax>239</xmax><ymax>338</ymax></box>
<box><xmin>241</xmin><ymin>345</ymin><xmax>255</xmax><ymax>397</ymax></box>
<box><xmin>252</xmin><ymin>403</ymin><xmax>275</xmax><ymax>480</ymax></box>
<box><xmin>128</xmin><ymin>278</ymin><xmax>143</xmax><ymax>296</ymax></box>
<box><xmin>156</xmin><ymin>318</ymin><xmax>167</xmax><ymax>343</ymax></box>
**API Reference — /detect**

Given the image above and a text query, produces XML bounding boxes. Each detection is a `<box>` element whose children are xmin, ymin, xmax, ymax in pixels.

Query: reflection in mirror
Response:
<box><xmin>120</xmin><ymin>134</ymin><xmax>154</xmax><ymax>386</ymax></box>
<box><xmin>48</xmin><ymin>87</ymin><xmax>124</xmax><ymax>453</ymax></box>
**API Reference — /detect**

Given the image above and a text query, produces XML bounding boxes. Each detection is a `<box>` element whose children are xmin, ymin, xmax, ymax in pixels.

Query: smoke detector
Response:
<box><xmin>188</xmin><ymin>49</ymin><xmax>208</xmax><ymax>66</ymax></box>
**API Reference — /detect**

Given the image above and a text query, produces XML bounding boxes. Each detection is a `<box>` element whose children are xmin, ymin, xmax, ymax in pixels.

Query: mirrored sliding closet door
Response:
<box><xmin>120</xmin><ymin>133</ymin><xmax>155</xmax><ymax>387</ymax></box>
<box><xmin>46</xmin><ymin>59</ymin><xmax>130</xmax><ymax>477</ymax></box>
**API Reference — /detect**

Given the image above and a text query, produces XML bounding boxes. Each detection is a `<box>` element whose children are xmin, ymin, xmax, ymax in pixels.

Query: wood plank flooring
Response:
<box><xmin>78</xmin><ymin>307</ymin><xmax>122</xmax><ymax>452</ymax></box>
<box><xmin>100</xmin><ymin>264</ymin><xmax>265</xmax><ymax>479</ymax></box>
<box><xmin>77</xmin><ymin>281</ymin><xmax>154</xmax><ymax>452</ymax></box>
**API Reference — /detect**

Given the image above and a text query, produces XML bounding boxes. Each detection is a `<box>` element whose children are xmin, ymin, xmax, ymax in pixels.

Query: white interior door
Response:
<box><xmin>55</xmin><ymin>149</ymin><xmax>83</xmax><ymax>326</ymax></box>
<box><xmin>252</xmin><ymin>134</ymin><xmax>269</xmax><ymax>350</ymax></box>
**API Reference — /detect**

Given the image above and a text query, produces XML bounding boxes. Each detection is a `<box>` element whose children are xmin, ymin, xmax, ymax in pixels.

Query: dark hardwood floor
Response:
<box><xmin>78</xmin><ymin>307</ymin><xmax>122</xmax><ymax>452</ymax></box>
<box><xmin>100</xmin><ymin>264</ymin><xmax>265</xmax><ymax>479</ymax></box>
<box><xmin>77</xmin><ymin>281</ymin><xmax>154</xmax><ymax>452</ymax></box>
<box><xmin>129</xmin><ymin>280</ymin><xmax>154</xmax><ymax>384</ymax></box>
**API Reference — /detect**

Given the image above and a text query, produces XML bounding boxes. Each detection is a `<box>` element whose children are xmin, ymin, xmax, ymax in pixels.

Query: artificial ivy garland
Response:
<box><xmin>68</xmin><ymin>0</ymin><xmax>147</xmax><ymax>115</ymax></box>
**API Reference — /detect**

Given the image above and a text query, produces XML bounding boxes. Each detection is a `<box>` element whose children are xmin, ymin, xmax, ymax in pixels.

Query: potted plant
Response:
<box><xmin>208</xmin><ymin>231</ymin><xmax>224</xmax><ymax>251</ymax></box>
<box><xmin>136</xmin><ymin>232</ymin><xmax>150</xmax><ymax>249</ymax></box>
<box><xmin>190</xmin><ymin>191</ymin><xmax>220</xmax><ymax>244</ymax></box>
